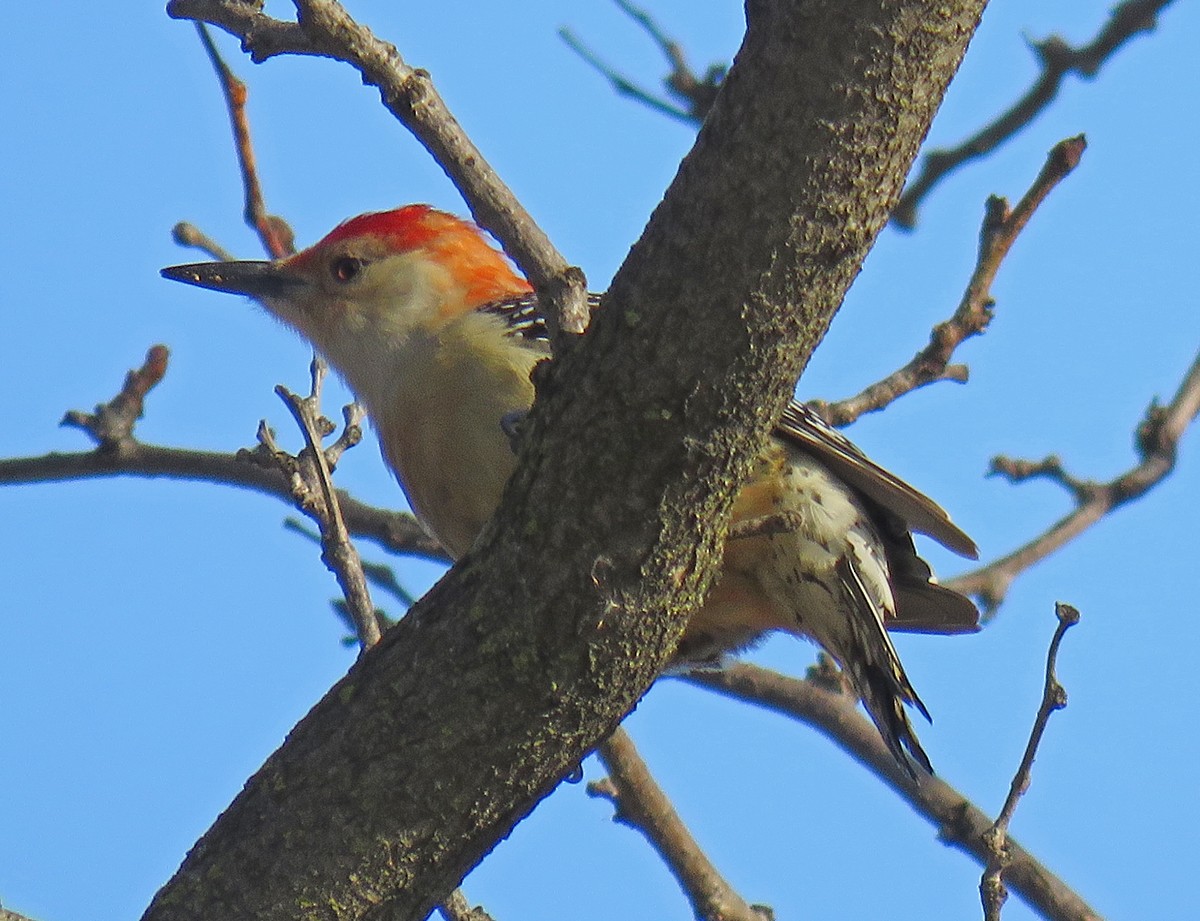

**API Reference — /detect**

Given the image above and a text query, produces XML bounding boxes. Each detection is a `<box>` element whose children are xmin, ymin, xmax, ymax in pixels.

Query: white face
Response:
<box><xmin>263</xmin><ymin>238</ymin><xmax>454</xmax><ymax>341</ymax></box>
<box><xmin>259</xmin><ymin>242</ymin><xmax>458</xmax><ymax>396</ymax></box>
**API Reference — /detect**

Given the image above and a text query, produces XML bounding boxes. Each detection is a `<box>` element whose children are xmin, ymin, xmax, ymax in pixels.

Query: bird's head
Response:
<box><xmin>162</xmin><ymin>205</ymin><xmax>533</xmax><ymax>357</ymax></box>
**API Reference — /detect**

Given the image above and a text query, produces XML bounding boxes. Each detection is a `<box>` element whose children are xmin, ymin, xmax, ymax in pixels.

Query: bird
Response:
<box><xmin>163</xmin><ymin>204</ymin><xmax>979</xmax><ymax>777</ymax></box>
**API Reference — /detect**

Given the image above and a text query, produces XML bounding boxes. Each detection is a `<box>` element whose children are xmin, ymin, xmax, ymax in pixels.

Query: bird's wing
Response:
<box><xmin>477</xmin><ymin>292</ymin><xmax>604</xmax><ymax>347</ymax></box>
<box><xmin>884</xmin><ymin>530</ymin><xmax>980</xmax><ymax>634</ymax></box>
<box><xmin>478</xmin><ymin>292</ymin><xmax>551</xmax><ymax>344</ymax></box>
<box><xmin>775</xmin><ymin>402</ymin><xmax>979</xmax><ymax>559</ymax></box>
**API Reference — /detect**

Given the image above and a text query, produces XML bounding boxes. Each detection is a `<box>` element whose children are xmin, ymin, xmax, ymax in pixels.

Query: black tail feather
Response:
<box><xmin>858</xmin><ymin>661</ymin><xmax>932</xmax><ymax>778</ymax></box>
<box><xmin>836</xmin><ymin>555</ymin><xmax>934</xmax><ymax>780</ymax></box>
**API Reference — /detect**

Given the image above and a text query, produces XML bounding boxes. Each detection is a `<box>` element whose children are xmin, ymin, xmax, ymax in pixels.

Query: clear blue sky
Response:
<box><xmin>2</xmin><ymin>3</ymin><xmax>1197</xmax><ymax>920</ymax></box>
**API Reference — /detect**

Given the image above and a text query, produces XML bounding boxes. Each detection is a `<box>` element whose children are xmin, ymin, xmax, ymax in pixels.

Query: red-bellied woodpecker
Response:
<box><xmin>163</xmin><ymin>205</ymin><xmax>979</xmax><ymax>776</ymax></box>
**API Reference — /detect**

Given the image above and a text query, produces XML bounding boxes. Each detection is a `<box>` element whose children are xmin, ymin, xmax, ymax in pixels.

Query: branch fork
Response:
<box><xmin>253</xmin><ymin>357</ymin><xmax>380</xmax><ymax>649</ymax></box>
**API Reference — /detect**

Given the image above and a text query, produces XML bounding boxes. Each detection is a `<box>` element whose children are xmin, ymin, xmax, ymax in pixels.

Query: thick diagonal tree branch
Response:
<box><xmin>141</xmin><ymin>3</ymin><xmax>988</xmax><ymax>920</ymax></box>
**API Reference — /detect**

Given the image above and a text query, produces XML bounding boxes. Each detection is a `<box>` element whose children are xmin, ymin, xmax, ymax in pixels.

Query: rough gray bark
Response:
<box><xmin>141</xmin><ymin>2</ymin><xmax>989</xmax><ymax>919</ymax></box>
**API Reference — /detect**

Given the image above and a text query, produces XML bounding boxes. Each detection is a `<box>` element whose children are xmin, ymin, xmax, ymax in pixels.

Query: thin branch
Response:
<box><xmin>558</xmin><ymin>26</ymin><xmax>695</xmax><ymax>125</ymax></box>
<box><xmin>685</xmin><ymin>663</ymin><xmax>1101</xmax><ymax>921</ymax></box>
<box><xmin>947</xmin><ymin>347</ymin><xmax>1200</xmax><ymax>613</ymax></box>
<box><xmin>285</xmin><ymin>519</ymin><xmax>418</xmax><ymax>610</ymax></box>
<box><xmin>615</xmin><ymin>0</ymin><xmax>724</xmax><ymax>117</ymax></box>
<box><xmin>19</xmin><ymin>348</ymin><xmax>400</xmax><ymax>651</ymax></box>
<box><xmin>894</xmin><ymin>0</ymin><xmax>1175</xmax><ymax>228</ymax></box>
<box><xmin>815</xmin><ymin>136</ymin><xmax>1085</xmax><ymax>426</ymax></box>
<box><xmin>172</xmin><ymin>222</ymin><xmax>235</xmax><ymax>261</ymax></box>
<box><xmin>262</xmin><ymin>359</ymin><xmax>380</xmax><ymax>649</ymax></box>
<box><xmin>559</xmin><ymin>0</ymin><xmax>725</xmax><ymax>126</ymax></box>
<box><xmin>186</xmin><ymin>30</ymin><xmax>396</xmax><ymax>654</ymax></box>
<box><xmin>590</xmin><ymin>728</ymin><xmax>771</xmax><ymax>921</ymax></box>
<box><xmin>195</xmin><ymin>23</ymin><xmax>295</xmax><ymax>258</ymax></box>
<box><xmin>986</xmin><ymin>456</ymin><xmax>1097</xmax><ymax>505</ymax></box>
<box><xmin>1</xmin><ymin>424</ymin><xmax>445</xmax><ymax>564</ymax></box>
<box><xmin>60</xmin><ymin>346</ymin><xmax>170</xmax><ymax>453</ymax></box>
<box><xmin>167</xmin><ymin>0</ymin><xmax>590</xmax><ymax>339</ymax></box>
<box><xmin>981</xmin><ymin>603</ymin><xmax>1080</xmax><ymax>921</ymax></box>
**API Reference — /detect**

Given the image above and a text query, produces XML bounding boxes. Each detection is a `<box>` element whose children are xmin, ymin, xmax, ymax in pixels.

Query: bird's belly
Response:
<box><xmin>376</xmin><ymin>330</ymin><xmax>537</xmax><ymax>559</ymax></box>
<box><xmin>678</xmin><ymin>443</ymin><xmax>894</xmax><ymax>661</ymax></box>
<box><xmin>380</xmin><ymin>402</ymin><xmax>519</xmax><ymax>559</ymax></box>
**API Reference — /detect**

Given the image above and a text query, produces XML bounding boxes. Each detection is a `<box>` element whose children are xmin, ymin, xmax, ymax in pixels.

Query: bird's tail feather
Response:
<box><xmin>835</xmin><ymin>556</ymin><xmax>932</xmax><ymax>779</ymax></box>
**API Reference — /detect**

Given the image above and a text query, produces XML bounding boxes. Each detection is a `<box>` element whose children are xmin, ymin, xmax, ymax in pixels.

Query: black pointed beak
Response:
<box><xmin>161</xmin><ymin>260</ymin><xmax>307</xmax><ymax>299</ymax></box>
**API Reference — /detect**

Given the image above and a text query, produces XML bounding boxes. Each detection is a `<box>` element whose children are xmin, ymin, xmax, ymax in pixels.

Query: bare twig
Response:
<box><xmin>60</xmin><ymin>346</ymin><xmax>170</xmax><ymax>453</ymax></box>
<box><xmin>981</xmin><ymin>603</ymin><xmax>1081</xmax><ymax>921</ymax></box>
<box><xmin>285</xmin><ymin>519</ymin><xmax>412</xmax><ymax>642</ymax></box>
<box><xmin>615</xmin><ymin>0</ymin><xmax>725</xmax><ymax>118</ymax></box>
<box><xmin>894</xmin><ymin>0</ymin><xmax>1175</xmax><ymax>228</ymax></box>
<box><xmin>195</xmin><ymin>23</ymin><xmax>295</xmax><ymax>258</ymax></box>
<box><xmin>14</xmin><ymin>349</ymin><xmax>443</xmax><ymax>637</ymax></box>
<box><xmin>948</xmin><ymin>347</ymin><xmax>1200</xmax><ymax>613</ymax></box>
<box><xmin>167</xmin><ymin>0</ymin><xmax>590</xmax><ymax>340</ymax></box>
<box><xmin>815</xmin><ymin>136</ymin><xmax>1086</xmax><ymax>426</ymax></box>
<box><xmin>987</xmin><ymin>456</ymin><xmax>1097</xmax><ymax>504</ymax></box>
<box><xmin>685</xmin><ymin>663</ymin><xmax>1101</xmax><ymax>921</ymax></box>
<box><xmin>558</xmin><ymin>27</ymin><xmax>694</xmax><ymax>125</ymax></box>
<box><xmin>285</xmin><ymin>519</ymin><xmax>418</xmax><ymax>609</ymax></box>
<box><xmin>172</xmin><ymin>222</ymin><xmax>235</xmax><ymax>261</ymax></box>
<box><xmin>560</xmin><ymin>0</ymin><xmax>725</xmax><ymax>126</ymax></box>
<box><xmin>267</xmin><ymin>359</ymin><xmax>380</xmax><ymax>649</ymax></box>
<box><xmin>591</xmin><ymin>728</ymin><xmax>771</xmax><ymax>921</ymax></box>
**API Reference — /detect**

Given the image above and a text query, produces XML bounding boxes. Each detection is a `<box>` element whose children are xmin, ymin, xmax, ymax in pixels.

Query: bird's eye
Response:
<box><xmin>331</xmin><ymin>256</ymin><xmax>364</xmax><ymax>283</ymax></box>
